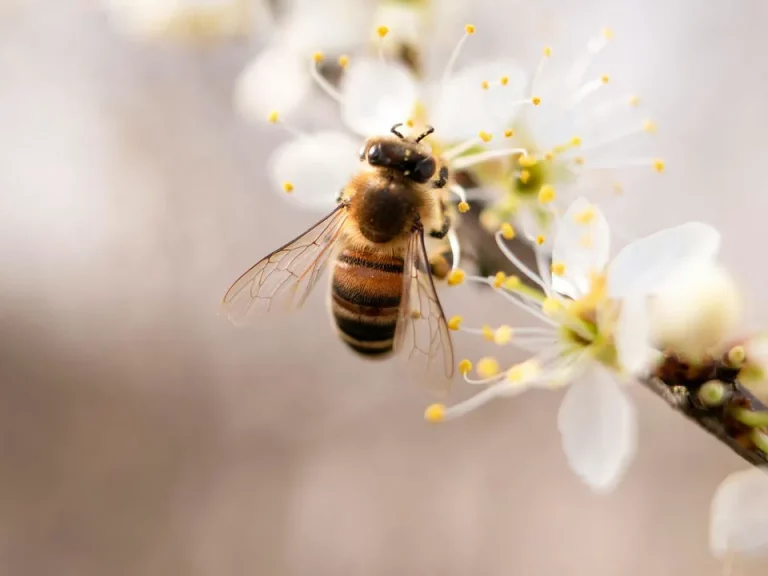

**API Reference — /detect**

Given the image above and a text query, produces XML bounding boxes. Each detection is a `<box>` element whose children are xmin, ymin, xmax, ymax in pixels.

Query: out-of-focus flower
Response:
<box><xmin>710</xmin><ymin>467</ymin><xmax>768</xmax><ymax>559</ymax></box>
<box><xmin>104</xmin><ymin>0</ymin><xmax>267</xmax><ymax>42</ymax></box>
<box><xmin>472</xmin><ymin>28</ymin><xmax>664</xmax><ymax>243</ymax></box>
<box><xmin>426</xmin><ymin>198</ymin><xmax>721</xmax><ymax>492</ymax></box>
<box><xmin>261</xmin><ymin>25</ymin><xmax>528</xmax><ymax>216</ymax></box>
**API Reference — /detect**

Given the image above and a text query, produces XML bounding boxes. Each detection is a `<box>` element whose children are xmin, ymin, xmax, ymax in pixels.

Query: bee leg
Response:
<box><xmin>428</xmin><ymin>246</ymin><xmax>454</xmax><ymax>280</ymax></box>
<box><xmin>432</xmin><ymin>165</ymin><xmax>449</xmax><ymax>189</ymax></box>
<box><xmin>335</xmin><ymin>189</ymin><xmax>345</xmax><ymax>203</ymax></box>
<box><xmin>429</xmin><ymin>214</ymin><xmax>451</xmax><ymax>239</ymax></box>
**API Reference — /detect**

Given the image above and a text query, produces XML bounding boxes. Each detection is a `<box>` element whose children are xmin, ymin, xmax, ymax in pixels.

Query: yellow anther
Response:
<box><xmin>477</xmin><ymin>357</ymin><xmax>500</xmax><ymax>378</ymax></box>
<box><xmin>642</xmin><ymin>119</ymin><xmax>657</xmax><ymax>133</ymax></box>
<box><xmin>312</xmin><ymin>51</ymin><xmax>324</xmax><ymax>63</ymax></box>
<box><xmin>493</xmin><ymin>271</ymin><xmax>506</xmax><ymax>288</ymax></box>
<box><xmin>447</xmin><ymin>316</ymin><xmax>463</xmax><ymax>331</ymax></box>
<box><xmin>600</xmin><ymin>74</ymin><xmax>610</xmax><ymax>84</ymax></box>
<box><xmin>570</xmin><ymin>136</ymin><xmax>582</xmax><ymax>147</ymax></box>
<box><xmin>535</xmin><ymin>234</ymin><xmax>546</xmax><ymax>245</ymax></box>
<box><xmin>538</xmin><ymin>184</ymin><xmax>556</xmax><ymax>204</ymax></box>
<box><xmin>377</xmin><ymin>25</ymin><xmax>389</xmax><ymax>38</ymax></box>
<box><xmin>464</xmin><ymin>24</ymin><xmax>476</xmax><ymax>34</ymax></box>
<box><xmin>457</xmin><ymin>201</ymin><xmax>470</xmax><ymax>213</ymax></box>
<box><xmin>507</xmin><ymin>359</ymin><xmax>540</xmax><ymax>383</ymax></box>
<box><xmin>478</xmin><ymin>131</ymin><xmax>493</xmax><ymax>143</ymax></box>
<box><xmin>574</xmin><ymin>206</ymin><xmax>596</xmax><ymax>224</ymax></box>
<box><xmin>500</xmin><ymin>222</ymin><xmax>516</xmax><ymax>240</ymax></box>
<box><xmin>338</xmin><ymin>55</ymin><xmax>350</xmax><ymax>68</ymax></box>
<box><xmin>503</xmin><ymin>276</ymin><xmax>521</xmax><ymax>291</ymax></box>
<box><xmin>267</xmin><ymin>110</ymin><xmax>279</xmax><ymax>123</ymax></box>
<box><xmin>494</xmin><ymin>325</ymin><xmax>514</xmax><ymax>345</ymax></box>
<box><xmin>504</xmin><ymin>129</ymin><xmax>514</xmax><ymax>138</ymax></box>
<box><xmin>447</xmin><ymin>268</ymin><xmax>465</xmax><ymax>286</ymax></box>
<box><xmin>574</xmin><ymin>156</ymin><xmax>585</xmax><ymax>166</ymax></box>
<box><xmin>282</xmin><ymin>181</ymin><xmax>294</xmax><ymax>193</ymax></box>
<box><xmin>531</xmin><ymin>96</ymin><xmax>541</xmax><ymax>106</ymax></box>
<box><xmin>500</xmin><ymin>76</ymin><xmax>509</xmax><ymax>86</ymax></box>
<box><xmin>602</xmin><ymin>27</ymin><xmax>614</xmax><ymax>40</ymax></box>
<box><xmin>481</xmin><ymin>80</ymin><xmax>490</xmax><ymax>90</ymax></box>
<box><xmin>544</xmin><ymin>151</ymin><xmax>554</xmax><ymax>161</ymax></box>
<box><xmin>424</xmin><ymin>403</ymin><xmax>446</xmax><ymax>423</ymax></box>
<box><xmin>458</xmin><ymin>359</ymin><xmax>473</xmax><ymax>375</ymax></box>
<box><xmin>629</xmin><ymin>95</ymin><xmax>640</xmax><ymax>107</ymax></box>
<box><xmin>653</xmin><ymin>159</ymin><xmax>665</xmax><ymax>173</ymax></box>
<box><xmin>519</xmin><ymin>155</ymin><xmax>537</xmax><ymax>167</ymax></box>
<box><xmin>481</xmin><ymin>325</ymin><xmax>494</xmax><ymax>341</ymax></box>
<box><xmin>612</xmin><ymin>182</ymin><xmax>624</xmax><ymax>195</ymax></box>
<box><xmin>519</xmin><ymin>170</ymin><xmax>531</xmax><ymax>184</ymax></box>
<box><xmin>542</xmin><ymin>297</ymin><xmax>562</xmax><ymax>317</ymax></box>
<box><xmin>553</xmin><ymin>144</ymin><xmax>567</xmax><ymax>154</ymax></box>
<box><xmin>543</xmin><ymin>45</ymin><xmax>552</xmax><ymax>57</ymax></box>
<box><xmin>406</xmin><ymin>118</ymin><xmax>414</xmax><ymax>127</ymax></box>
<box><xmin>551</xmin><ymin>261</ymin><xmax>566</xmax><ymax>276</ymax></box>
<box><xmin>727</xmin><ymin>345</ymin><xmax>746</xmax><ymax>367</ymax></box>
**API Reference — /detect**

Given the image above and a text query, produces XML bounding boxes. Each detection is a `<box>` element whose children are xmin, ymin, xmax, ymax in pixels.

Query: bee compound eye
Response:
<box><xmin>367</xmin><ymin>143</ymin><xmax>382</xmax><ymax>164</ymax></box>
<box><xmin>412</xmin><ymin>156</ymin><xmax>436</xmax><ymax>183</ymax></box>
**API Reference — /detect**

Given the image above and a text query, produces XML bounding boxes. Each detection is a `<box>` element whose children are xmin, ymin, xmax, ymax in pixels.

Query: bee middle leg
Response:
<box><xmin>428</xmin><ymin>245</ymin><xmax>454</xmax><ymax>280</ymax></box>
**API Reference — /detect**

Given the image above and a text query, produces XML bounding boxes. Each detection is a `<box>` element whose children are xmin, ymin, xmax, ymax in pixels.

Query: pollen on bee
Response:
<box><xmin>493</xmin><ymin>271</ymin><xmax>506</xmax><ymax>288</ymax></box>
<box><xmin>478</xmin><ymin>131</ymin><xmax>493</xmax><ymax>143</ymax></box>
<box><xmin>312</xmin><ymin>51</ymin><xmax>324</xmax><ymax>63</ymax></box>
<box><xmin>538</xmin><ymin>184</ymin><xmax>556</xmax><ymax>204</ymax></box>
<box><xmin>424</xmin><ymin>403</ymin><xmax>446</xmax><ymax>423</ymax></box>
<box><xmin>282</xmin><ymin>181</ymin><xmax>294</xmax><ymax>193</ymax></box>
<box><xmin>464</xmin><ymin>24</ymin><xmax>476</xmax><ymax>34</ymax></box>
<box><xmin>458</xmin><ymin>359</ymin><xmax>473</xmax><ymax>375</ymax></box>
<box><xmin>494</xmin><ymin>325</ymin><xmax>514</xmax><ymax>345</ymax></box>
<box><xmin>543</xmin><ymin>45</ymin><xmax>552</xmax><ymax>57</ymax></box>
<box><xmin>481</xmin><ymin>80</ymin><xmax>490</xmax><ymax>90</ymax></box>
<box><xmin>653</xmin><ymin>159</ymin><xmax>666</xmax><ymax>172</ymax></box>
<box><xmin>600</xmin><ymin>74</ymin><xmax>610</xmax><ymax>84</ymax></box>
<box><xmin>500</xmin><ymin>222</ymin><xmax>516</xmax><ymax>240</ymax></box>
<box><xmin>504</xmin><ymin>129</ymin><xmax>514</xmax><ymax>138</ymax></box>
<box><xmin>500</xmin><ymin>76</ymin><xmax>509</xmax><ymax>86</ymax></box>
<box><xmin>457</xmin><ymin>201</ymin><xmax>470</xmax><ymax>213</ymax></box>
<box><xmin>519</xmin><ymin>170</ymin><xmax>530</xmax><ymax>184</ymax></box>
<box><xmin>267</xmin><ymin>110</ymin><xmax>280</xmax><ymax>123</ymax></box>
<box><xmin>551</xmin><ymin>261</ymin><xmax>566</xmax><ymax>276</ymax></box>
<box><xmin>338</xmin><ymin>55</ymin><xmax>350</xmax><ymax>68</ymax></box>
<box><xmin>447</xmin><ymin>268</ymin><xmax>466</xmax><ymax>286</ymax></box>
<box><xmin>535</xmin><ymin>234</ymin><xmax>546</xmax><ymax>245</ymax></box>
<box><xmin>410</xmin><ymin>308</ymin><xmax>422</xmax><ymax>319</ymax></box>
<box><xmin>376</xmin><ymin>25</ymin><xmax>389</xmax><ymax>38</ymax></box>
<box><xmin>531</xmin><ymin>96</ymin><xmax>542</xmax><ymax>106</ymax></box>
<box><xmin>477</xmin><ymin>357</ymin><xmax>500</xmax><ymax>378</ymax></box>
<box><xmin>643</xmin><ymin>119</ymin><xmax>657</xmax><ymax>133</ymax></box>
<box><xmin>574</xmin><ymin>206</ymin><xmax>596</xmax><ymax>224</ymax></box>
<box><xmin>481</xmin><ymin>325</ymin><xmax>494</xmax><ymax>341</ymax></box>
<box><xmin>447</xmin><ymin>316</ymin><xmax>463</xmax><ymax>331</ymax></box>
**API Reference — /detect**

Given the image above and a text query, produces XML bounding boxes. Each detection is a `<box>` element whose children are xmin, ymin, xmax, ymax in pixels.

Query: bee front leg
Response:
<box><xmin>429</xmin><ymin>214</ymin><xmax>451</xmax><ymax>240</ymax></box>
<box><xmin>428</xmin><ymin>246</ymin><xmax>454</xmax><ymax>281</ymax></box>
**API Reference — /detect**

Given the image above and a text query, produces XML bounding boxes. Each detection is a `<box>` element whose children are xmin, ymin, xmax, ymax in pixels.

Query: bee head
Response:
<box><xmin>360</xmin><ymin>124</ymin><xmax>437</xmax><ymax>184</ymax></box>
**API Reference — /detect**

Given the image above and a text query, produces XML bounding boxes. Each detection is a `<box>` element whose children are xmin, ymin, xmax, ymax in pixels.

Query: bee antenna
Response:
<box><xmin>390</xmin><ymin>123</ymin><xmax>405</xmax><ymax>139</ymax></box>
<box><xmin>415</xmin><ymin>125</ymin><xmax>435</xmax><ymax>143</ymax></box>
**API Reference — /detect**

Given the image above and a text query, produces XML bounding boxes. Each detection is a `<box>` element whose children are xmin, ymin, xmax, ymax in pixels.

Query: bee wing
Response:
<box><xmin>221</xmin><ymin>205</ymin><xmax>348</xmax><ymax>324</ymax></box>
<box><xmin>393</xmin><ymin>225</ymin><xmax>456</xmax><ymax>392</ymax></box>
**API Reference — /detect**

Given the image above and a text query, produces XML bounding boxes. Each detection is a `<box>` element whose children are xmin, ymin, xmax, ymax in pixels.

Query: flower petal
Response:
<box><xmin>281</xmin><ymin>0</ymin><xmax>373</xmax><ymax>52</ymax></box>
<box><xmin>607</xmin><ymin>222</ymin><xmax>721</xmax><ymax>299</ymax></box>
<box><xmin>710</xmin><ymin>467</ymin><xmax>768</xmax><ymax>558</ymax></box>
<box><xmin>557</xmin><ymin>364</ymin><xmax>637</xmax><ymax>492</ymax></box>
<box><xmin>339</xmin><ymin>58</ymin><xmax>418</xmax><ymax>137</ymax></box>
<box><xmin>268</xmin><ymin>131</ymin><xmax>361</xmax><ymax>212</ymax></box>
<box><xmin>428</xmin><ymin>60</ymin><xmax>528</xmax><ymax>143</ymax></box>
<box><xmin>615</xmin><ymin>293</ymin><xmax>654</xmax><ymax>376</ymax></box>
<box><xmin>235</xmin><ymin>45</ymin><xmax>311</xmax><ymax>123</ymax></box>
<box><xmin>551</xmin><ymin>197</ymin><xmax>610</xmax><ymax>299</ymax></box>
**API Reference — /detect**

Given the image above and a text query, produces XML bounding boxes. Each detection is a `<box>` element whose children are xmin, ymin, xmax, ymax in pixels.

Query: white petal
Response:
<box><xmin>557</xmin><ymin>364</ymin><xmax>637</xmax><ymax>493</ymax></box>
<box><xmin>710</xmin><ymin>467</ymin><xmax>768</xmax><ymax>558</ymax></box>
<box><xmin>268</xmin><ymin>132</ymin><xmax>361</xmax><ymax>212</ymax></box>
<box><xmin>607</xmin><ymin>222</ymin><xmax>721</xmax><ymax>299</ymax></box>
<box><xmin>429</xmin><ymin>60</ymin><xmax>528</xmax><ymax>143</ymax></box>
<box><xmin>615</xmin><ymin>294</ymin><xmax>654</xmax><ymax>375</ymax></box>
<box><xmin>339</xmin><ymin>58</ymin><xmax>418</xmax><ymax>137</ymax></box>
<box><xmin>551</xmin><ymin>197</ymin><xmax>610</xmax><ymax>298</ymax></box>
<box><xmin>281</xmin><ymin>1</ymin><xmax>373</xmax><ymax>52</ymax></box>
<box><xmin>235</xmin><ymin>45</ymin><xmax>311</xmax><ymax>122</ymax></box>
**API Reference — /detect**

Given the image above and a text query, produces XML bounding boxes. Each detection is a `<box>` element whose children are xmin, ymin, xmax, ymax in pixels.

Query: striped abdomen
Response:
<box><xmin>330</xmin><ymin>247</ymin><xmax>404</xmax><ymax>357</ymax></box>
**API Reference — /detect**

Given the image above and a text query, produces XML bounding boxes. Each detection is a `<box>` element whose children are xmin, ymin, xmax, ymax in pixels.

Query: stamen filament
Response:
<box><xmin>447</xmin><ymin>228</ymin><xmax>461</xmax><ymax>271</ymax></box>
<box><xmin>568</xmin><ymin>77</ymin><xmax>608</xmax><ymax>108</ymax></box>
<box><xmin>310</xmin><ymin>60</ymin><xmax>343</xmax><ymax>104</ymax></box>
<box><xmin>535</xmin><ymin>248</ymin><xmax>553</xmax><ymax>297</ymax></box>
<box><xmin>443</xmin><ymin>136</ymin><xmax>482</xmax><ymax>161</ymax></box>
<box><xmin>578</xmin><ymin>124</ymin><xmax>648</xmax><ymax>154</ymax></box>
<box><xmin>440</xmin><ymin>25</ymin><xmax>474</xmax><ymax>96</ymax></box>
<box><xmin>452</xmin><ymin>148</ymin><xmax>530</xmax><ymax>171</ymax></box>
<box><xmin>449</xmin><ymin>184</ymin><xmax>468</xmax><ymax>203</ymax></box>
<box><xmin>494</xmin><ymin>231</ymin><xmax>549</xmax><ymax>294</ymax></box>
<box><xmin>567</xmin><ymin>30</ymin><xmax>611</xmax><ymax>91</ymax></box>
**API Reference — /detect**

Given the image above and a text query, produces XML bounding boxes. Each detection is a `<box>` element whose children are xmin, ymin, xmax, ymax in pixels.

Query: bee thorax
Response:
<box><xmin>353</xmin><ymin>178</ymin><xmax>419</xmax><ymax>244</ymax></box>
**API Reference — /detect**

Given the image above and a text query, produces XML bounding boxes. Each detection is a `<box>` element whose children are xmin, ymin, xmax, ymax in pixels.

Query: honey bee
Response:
<box><xmin>222</xmin><ymin>123</ymin><xmax>455</xmax><ymax>382</ymax></box>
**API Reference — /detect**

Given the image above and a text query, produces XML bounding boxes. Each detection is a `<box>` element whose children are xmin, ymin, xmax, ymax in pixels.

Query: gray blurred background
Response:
<box><xmin>1</xmin><ymin>1</ymin><xmax>767</xmax><ymax>575</ymax></box>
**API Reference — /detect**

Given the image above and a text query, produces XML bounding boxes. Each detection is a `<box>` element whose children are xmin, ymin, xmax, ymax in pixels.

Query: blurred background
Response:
<box><xmin>1</xmin><ymin>0</ymin><xmax>767</xmax><ymax>574</ymax></box>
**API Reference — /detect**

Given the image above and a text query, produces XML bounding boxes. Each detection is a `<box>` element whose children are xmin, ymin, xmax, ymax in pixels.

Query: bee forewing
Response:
<box><xmin>221</xmin><ymin>205</ymin><xmax>348</xmax><ymax>325</ymax></box>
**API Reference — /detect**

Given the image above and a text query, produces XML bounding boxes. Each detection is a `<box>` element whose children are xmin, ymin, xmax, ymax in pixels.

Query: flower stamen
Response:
<box><xmin>309</xmin><ymin>52</ymin><xmax>343</xmax><ymax>104</ymax></box>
